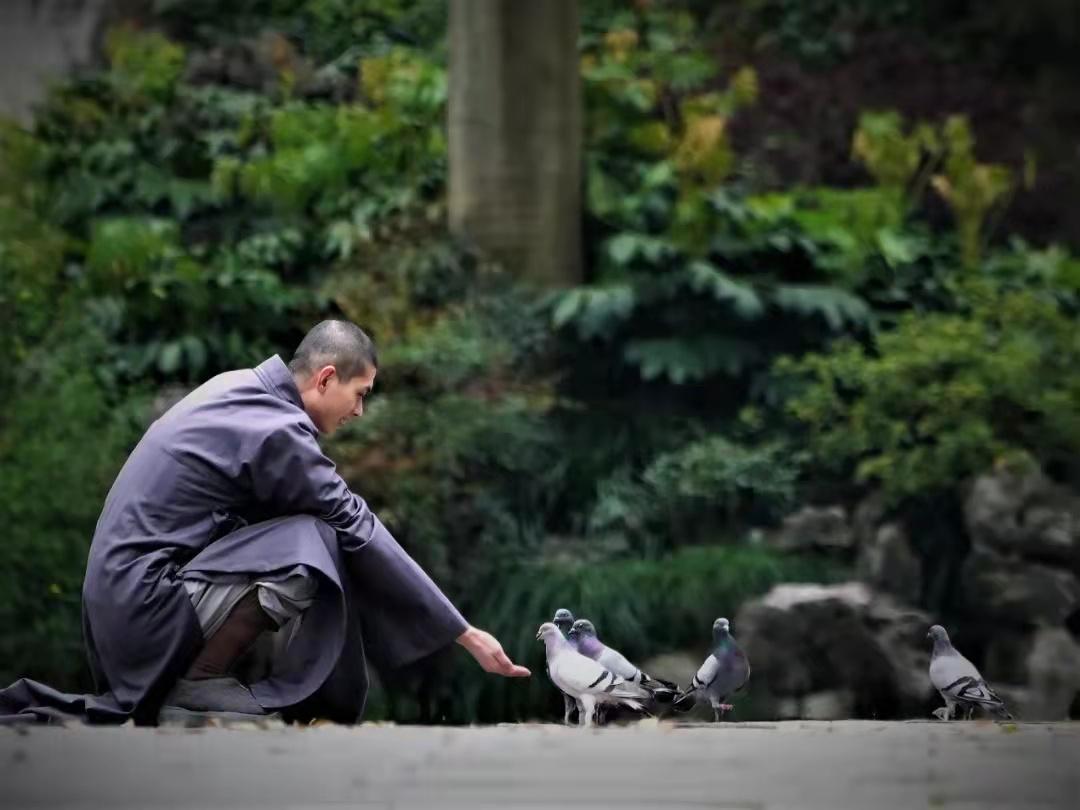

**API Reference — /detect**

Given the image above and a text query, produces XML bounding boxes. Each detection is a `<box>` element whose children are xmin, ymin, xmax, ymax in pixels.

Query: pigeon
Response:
<box><xmin>927</xmin><ymin>625</ymin><xmax>1012</xmax><ymax>721</ymax></box>
<box><xmin>567</xmin><ymin>619</ymin><xmax>680</xmax><ymax>702</ymax></box>
<box><xmin>553</xmin><ymin>609</ymin><xmax>575</xmax><ymax>637</ymax></box>
<box><xmin>673</xmin><ymin>617</ymin><xmax>750</xmax><ymax>721</ymax></box>
<box><xmin>550</xmin><ymin>609</ymin><xmax>580</xmax><ymax>724</ymax></box>
<box><xmin>536</xmin><ymin>622</ymin><xmax>653</xmax><ymax>727</ymax></box>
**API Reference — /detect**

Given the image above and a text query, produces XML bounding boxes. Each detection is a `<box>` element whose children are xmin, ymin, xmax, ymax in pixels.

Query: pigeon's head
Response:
<box><xmin>712</xmin><ymin>617</ymin><xmax>731</xmax><ymax>638</ymax></box>
<box><xmin>536</xmin><ymin>622</ymin><xmax>561</xmax><ymax>642</ymax></box>
<box><xmin>552</xmin><ymin>609</ymin><xmax>575</xmax><ymax>632</ymax></box>
<box><xmin>568</xmin><ymin>619</ymin><xmax>597</xmax><ymax>641</ymax></box>
<box><xmin>927</xmin><ymin>624</ymin><xmax>950</xmax><ymax>644</ymax></box>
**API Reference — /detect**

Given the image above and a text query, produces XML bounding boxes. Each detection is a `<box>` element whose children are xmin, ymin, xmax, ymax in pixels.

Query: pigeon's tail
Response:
<box><xmin>637</xmin><ymin>673</ymin><xmax>681</xmax><ymax>704</ymax></box>
<box><xmin>670</xmin><ymin>687</ymin><xmax>698</xmax><ymax>713</ymax></box>
<box><xmin>945</xmin><ymin>676</ymin><xmax>1011</xmax><ymax>718</ymax></box>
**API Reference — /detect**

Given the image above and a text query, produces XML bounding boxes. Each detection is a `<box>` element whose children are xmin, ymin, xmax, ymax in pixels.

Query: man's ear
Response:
<box><xmin>315</xmin><ymin>365</ymin><xmax>337</xmax><ymax>392</ymax></box>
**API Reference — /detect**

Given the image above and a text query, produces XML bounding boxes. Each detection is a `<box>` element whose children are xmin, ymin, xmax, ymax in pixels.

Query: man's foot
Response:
<box><xmin>159</xmin><ymin>676</ymin><xmax>276</xmax><ymax>726</ymax></box>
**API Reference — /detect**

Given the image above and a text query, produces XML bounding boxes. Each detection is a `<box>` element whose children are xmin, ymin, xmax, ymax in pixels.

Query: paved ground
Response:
<box><xmin>1</xmin><ymin>720</ymin><xmax>1077</xmax><ymax>809</ymax></box>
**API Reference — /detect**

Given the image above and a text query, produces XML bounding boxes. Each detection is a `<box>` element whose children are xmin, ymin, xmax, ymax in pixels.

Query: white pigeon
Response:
<box><xmin>536</xmin><ymin>622</ymin><xmax>651</xmax><ymax>727</ymax></box>
<box><xmin>927</xmin><ymin>624</ymin><xmax>1012</xmax><ymax>721</ymax></box>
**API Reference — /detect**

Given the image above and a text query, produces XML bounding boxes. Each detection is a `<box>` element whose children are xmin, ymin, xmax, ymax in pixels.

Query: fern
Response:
<box><xmin>624</xmin><ymin>336</ymin><xmax>761</xmax><ymax>382</ymax></box>
<box><xmin>772</xmin><ymin>284</ymin><xmax>873</xmax><ymax>330</ymax></box>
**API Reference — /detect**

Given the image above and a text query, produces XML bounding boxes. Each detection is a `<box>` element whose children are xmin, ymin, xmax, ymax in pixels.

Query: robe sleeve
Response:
<box><xmin>244</xmin><ymin>415</ymin><xmax>468</xmax><ymax>669</ymax></box>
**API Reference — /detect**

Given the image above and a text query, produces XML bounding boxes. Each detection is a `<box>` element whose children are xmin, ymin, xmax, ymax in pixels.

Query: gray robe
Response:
<box><xmin>0</xmin><ymin>355</ymin><xmax>468</xmax><ymax>725</ymax></box>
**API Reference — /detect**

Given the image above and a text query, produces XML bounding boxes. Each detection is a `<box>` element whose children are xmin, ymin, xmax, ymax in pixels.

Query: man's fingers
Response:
<box><xmin>494</xmin><ymin>649</ymin><xmax>530</xmax><ymax>677</ymax></box>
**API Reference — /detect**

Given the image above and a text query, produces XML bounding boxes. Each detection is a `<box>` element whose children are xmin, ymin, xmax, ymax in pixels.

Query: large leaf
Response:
<box><xmin>773</xmin><ymin>284</ymin><xmax>873</xmax><ymax>330</ymax></box>
<box><xmin>686</xmin><ymin>260</ymin><xmax>765</xmax><ymax>319</ymax></box>
<box><xmin>551</xmin><ymin>285</ymin><xmax>637</xmax><ymax>340</ymax></box>
<box><xmin>624</xmin><ymin>335</ymin><xmax>761</xmax><ymax>383</ymax></box>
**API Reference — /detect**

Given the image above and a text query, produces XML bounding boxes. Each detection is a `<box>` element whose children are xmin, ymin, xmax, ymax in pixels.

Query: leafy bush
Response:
<box><xmin>0</xmin><ymin>319</ymin><xmax>148</xmax><ymax>688</ymax></box>
<box><xmin>778</xmin><ymin>274</ymin><xmax>1080</xmax><ymax>502</ymax></box>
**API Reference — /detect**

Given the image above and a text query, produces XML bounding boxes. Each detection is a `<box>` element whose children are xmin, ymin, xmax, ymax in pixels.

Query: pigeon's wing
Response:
<box><xmin>930</xmin><ymin>652</ymin><xmax>1008</xmax><ymax>711</ymax></box>
<box><xmin>597</xmin><ymin>646</ymin><xmax>640</xmax><ymax>681</ymax></box>
<box><xmin>939</xmin><ymin>674</ymin><xmax>1008</xmax><ymax>709</ymax></box>
<box><xmin>702</xmin><ymin>648</ymin><xmax>751</xmax><ymax>701</ymax></box>
<box><xmin>690</xmin><ymin>654</ymin><xmax>720</xmax><ymax>691</ymax></box>
<box><xmin>552</xmin><ymin>650</ymin><xmax>649</xmax><ymax>703</ymax></box>
<box><xmin>929</xmin><ymin>652</ymin><xmax>981</xmax><ymax>693</ymax></box>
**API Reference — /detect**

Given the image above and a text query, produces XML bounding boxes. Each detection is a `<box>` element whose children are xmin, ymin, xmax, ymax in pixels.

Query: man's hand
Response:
<box><xmin>456</xmin><ymin>626</ymin><xmax>531</xmax><ymax>677</ymax></box>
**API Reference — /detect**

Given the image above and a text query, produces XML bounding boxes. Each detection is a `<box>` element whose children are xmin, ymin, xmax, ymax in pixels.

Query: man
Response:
<box><xmin>1</xmin><ymin>320</ymin><xmax>528</xmax><ymax>725</ymax></box>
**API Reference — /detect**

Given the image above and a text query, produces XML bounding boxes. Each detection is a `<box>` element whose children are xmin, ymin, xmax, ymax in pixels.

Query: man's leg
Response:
<box><xmin>163</xmin><ymin>567</ymin><xmax>317</xmax><ymax>717</ymax></box>
<box><xmin>184</xmin><ymin>589</ymin><xmax>277</xmax><ymax>680</ymax></box>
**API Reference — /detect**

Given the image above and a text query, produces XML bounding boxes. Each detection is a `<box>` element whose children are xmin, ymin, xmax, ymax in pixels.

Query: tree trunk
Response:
<box><xmin>448</xmin><ymin>0</ymin><xmax>582</xmax><ymax>287</ymax></box>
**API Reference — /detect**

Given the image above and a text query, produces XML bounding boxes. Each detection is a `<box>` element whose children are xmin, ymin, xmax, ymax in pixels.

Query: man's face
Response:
<box><xmin>306</xmin><ymin>364</ymin><xmax>376</xmax><ymax>435</ymax></box>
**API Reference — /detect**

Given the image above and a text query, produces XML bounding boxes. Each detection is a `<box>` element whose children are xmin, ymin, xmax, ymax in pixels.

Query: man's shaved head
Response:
<box><xmin>288</xmin><ymin>320</ymin><xmax>377</xmax><ymax>381</ymax></box>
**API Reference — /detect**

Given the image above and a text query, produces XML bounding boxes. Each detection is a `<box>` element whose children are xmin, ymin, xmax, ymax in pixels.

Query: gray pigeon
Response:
<box><xmin>551</xmin><ymin>609</ymin><xmax>579</xmax><ymax>724</ymax></box>
<box><xmin>567</xmin><ymin>619</ymin><xmax>680</xmax><ymax>702</ymax></box>
<box><xmin>673</xmin><ymin>617</ymin><xmax>750</xmax><ymax>721</ymax></box>
<box><xmin>927</xmin><ymin>625</ymin><xmax>1012</xmax><ymax>721</ymax></box>
<box><xmin>536</xmin><ymin>622</ymin><xmax>652</xmax><ymax>727</ymax></box>
<box><xmin>553</xmin><ymin>609</ymin><xmax>575</xmax><ymax>637</ymax></box>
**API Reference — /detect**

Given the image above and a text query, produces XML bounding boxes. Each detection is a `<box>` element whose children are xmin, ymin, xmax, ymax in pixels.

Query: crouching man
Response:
<box><xmin>1</xmin><ymin>320</ymin><xmax>528</xmax><ymax>725</ymax></box>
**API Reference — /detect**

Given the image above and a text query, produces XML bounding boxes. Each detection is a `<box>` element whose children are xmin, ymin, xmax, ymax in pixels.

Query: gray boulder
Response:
<box><xmin>856</xmin><ymin>521</ymin><xmax>922</xmax><ymax>604</ymax></box>
<box><xmin>961</xmin><ymin>548</ymin><xmax>1080</xmax><ymax>626</ymax></box>
<box><xmin>965</xmin><ymin>469</ymin><xmax>1080</xmax><ymax>572</ymax></box>
<box><xmin>734</xmin><ymin>583</ymin><xmax>934</xmax><ymax>719</ymax></box>
<box><xmin>766</xmin><ymin>506</ymin><xmax>854</xmax><ymax>553</ymax></box>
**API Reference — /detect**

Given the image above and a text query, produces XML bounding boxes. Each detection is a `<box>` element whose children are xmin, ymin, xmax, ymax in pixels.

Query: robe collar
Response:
<box><xmin>254</xmin><ymin>355</ymin><xmax>305</xmax><ymax>411</ymax></box>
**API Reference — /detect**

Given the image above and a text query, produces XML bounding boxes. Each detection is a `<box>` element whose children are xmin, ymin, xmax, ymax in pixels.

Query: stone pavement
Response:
<box><xmin>2</xmin><ymin>720</ymin><xmax>1077</xmax><ymax>809</ymax></box>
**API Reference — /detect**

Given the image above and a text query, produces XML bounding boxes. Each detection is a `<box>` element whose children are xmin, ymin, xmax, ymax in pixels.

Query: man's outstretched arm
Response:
<box><xmin>456</xmin><ymin>626</ymin><xmax>531</xmax><ymax>677</ymax></box>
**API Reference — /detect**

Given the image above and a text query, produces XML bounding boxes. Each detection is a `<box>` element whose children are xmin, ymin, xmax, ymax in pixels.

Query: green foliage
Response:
<box><xmin>0</xmin><ymin>124</ymin><xmax>71</xmax><ymax>390</ymax></box>
<box><xmin>930</xmin><ymin>117</ymin><xmax>1015</xmax><ymax>269</ymax></box>
<box><xmin>0</xmin><ymin>320</ymin><xmax>147</xmax><ymax>688</ymax></box>
<box><xmin>589</xmin><ymin>437</ymin><xmax>800</xmax><ymax>550</ymax></box>
<box><xmin>778</xmin><ymin>275</ymin><xmax>1080</xmax><ymax>502</ymax></box>
<box><xmin>105</xmin><ymin>24</ymin><xmax>186</xmax><ymax>103</ymax></box>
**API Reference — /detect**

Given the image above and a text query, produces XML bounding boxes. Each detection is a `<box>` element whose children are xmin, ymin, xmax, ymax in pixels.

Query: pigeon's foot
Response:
<box><xmin>932</xmin><ymin>707</ymin><xmax>950</xmax><ymax>721</ymax></box>
<box><xmin>719</xmin><ymin>703</ymin><xmax>734</xmax><ymax>712</ymax></box>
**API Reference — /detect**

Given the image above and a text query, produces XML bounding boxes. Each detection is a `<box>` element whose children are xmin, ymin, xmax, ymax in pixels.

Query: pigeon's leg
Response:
<box><xmin>562</xmin><ymin>694</ymin><xmax>576</xmax><ymax>725</ymax></box>
<box><xmin>709</xmin><ymin>697</ymin><xmax>721</xmax><ymax>723</ymax></box>
<box><xmin>941</xmin><ymin>698</ymin><xmax>956</xmax><ymax>721</ymax></box>
<box><xmin>579</xmin><ymin>695</ymin><xmax>597</xmax><ymax>728</ymax></box>
<box><xmin>964</xmin><ymin>704</ymin><xmax>976</xmax><ymax>721</ymax></box>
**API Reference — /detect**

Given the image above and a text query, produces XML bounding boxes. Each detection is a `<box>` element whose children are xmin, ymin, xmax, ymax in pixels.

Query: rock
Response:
<box><xmin>965</xmin><ymin>468</ymin><xmax>1080</xmax><ymax>571</ymax></box>
<box><xmin>1022</xmin><ymin>628</ymin><xmax>1080</xmax><ymax>721</ymax></box>
<box><xmin>856</xmin><ymin>521</ymin><xmax>921</xmax><ymax>604</ymax></box>
<box><xmin>735</xmin><ymin>582</ymin><xmax>934</xmax><ymax>719</ymax></box>
<box><xmin>961</xmin><ymin>548</ymin><xmax>1080</xmax><ymax>626</ymax></box>
<box><xmin>983</xmin><ymin>631</ymin><xmax>1036</xmax><ymax>685</ymax></box>
<box><xmin>767</xmin><ymin>505</ymin><xmax>854</xmax><ymax>553</ymax></box>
